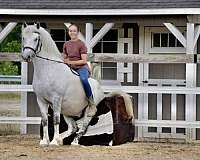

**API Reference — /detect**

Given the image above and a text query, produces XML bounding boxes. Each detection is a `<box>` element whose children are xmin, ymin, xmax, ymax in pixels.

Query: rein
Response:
<box><xmin>35</xmin><ymin>55</ymin><xmax>80</xmax><ymax>76</ymax></box>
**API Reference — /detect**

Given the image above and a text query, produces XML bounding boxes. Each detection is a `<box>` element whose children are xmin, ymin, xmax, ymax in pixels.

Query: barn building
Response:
<box><xmin>0</xmin><ymin>0</ymin><xmax>200</xmax><ymax>142</ymax></box>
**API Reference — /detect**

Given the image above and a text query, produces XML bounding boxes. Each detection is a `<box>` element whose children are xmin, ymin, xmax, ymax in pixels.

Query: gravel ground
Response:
<box><xmin>1</xmin><ymin>96</ymin><xmax>200</xmax><ymax>160</ymax></box>
<box><xmin>1</xmin><ymin>135</ymin><xmax>200</xmax><ymax>160</ymax></box>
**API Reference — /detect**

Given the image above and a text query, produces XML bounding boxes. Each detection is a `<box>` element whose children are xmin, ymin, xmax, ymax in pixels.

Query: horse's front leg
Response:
<box><xmin>37</xmin><ymin>98</ymin><xmax>50</xmax><ymax>146</ymax></box>
<box><xmin>49</xmin><ymin>96</ymin><xmax>62</xmax><ymax>146</ymax></box>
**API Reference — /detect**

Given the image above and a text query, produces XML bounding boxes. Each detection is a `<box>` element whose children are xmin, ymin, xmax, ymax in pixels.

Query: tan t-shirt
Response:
<box><xmin>63</xmin><ymin>39</ymin><xmax>90</xmax><ymax>71</ymax></box>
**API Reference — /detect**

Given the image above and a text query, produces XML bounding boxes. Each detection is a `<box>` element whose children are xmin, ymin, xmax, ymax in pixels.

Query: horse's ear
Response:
<box><xmin>23</xmin><ymin>22</ymin><xmax>28</xmax><ymax>28</ymax></box>
<box><xmin>36</xmin><ymin>22</ymin><xmax>40</xmax><ymax>29</ymax></box>
<box><xmin>34</xmin><ymin>22</ymin><xmax>40</xmax><ymax>29</ymax></box>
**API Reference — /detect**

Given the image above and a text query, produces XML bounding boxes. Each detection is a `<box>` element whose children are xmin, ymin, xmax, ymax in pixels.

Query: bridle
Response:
<box><xmin>22</xmin><ymin>32</ymin><xmax>79</xmax><ymax>76</ymax></box>
<box><xmin>23</xmin><ymin>32</ymin><xmax>43</xmax><ymax>56</ymax></box>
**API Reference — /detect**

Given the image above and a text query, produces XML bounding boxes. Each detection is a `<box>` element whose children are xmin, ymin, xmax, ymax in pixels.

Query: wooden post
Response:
<box><xmin>185</xmin><ymin>23</ymin><xmax>197</xmax><ymax>142</ymax></box>
<box><xmin>20</xmin><ymin>62</ymin><xmax>28</xmax><ymax>134</ymax></box>
<box><xmin>20</xmin><ymin>25</ymin><xmax>28</xmax><ymax>134</ymax></box>
<box><xmin>138</xmin><ymin>24</ymin><xmax>145</xmax><ymax>141</ymax></box>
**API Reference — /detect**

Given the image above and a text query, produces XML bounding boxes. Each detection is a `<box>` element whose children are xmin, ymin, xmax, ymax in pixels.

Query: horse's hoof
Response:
<box><xmin>40</xmin><ymin>139</ymin><xmax>49</xmax><ymax>147</ymax></box>
<box><xmin>109</xmin><ymin>140</ymin><xmax>113</xmax><ymax>146</ymax></box>
<box><xmin>71</xmin><ymin>138</ymin><xmax>79</xmax><ymax>146</ymax></box>
<box><xmin>49</xmin><ymin>137</ymin><xmax>63</xmax><ymax>146</ymax></box>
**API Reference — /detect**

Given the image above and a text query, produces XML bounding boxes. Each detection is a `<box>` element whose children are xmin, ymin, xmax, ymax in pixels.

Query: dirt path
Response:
<box><xmin>1</xmin><ymin>135</ymin><xmax>200</xmax><ymax>160</ymax></box>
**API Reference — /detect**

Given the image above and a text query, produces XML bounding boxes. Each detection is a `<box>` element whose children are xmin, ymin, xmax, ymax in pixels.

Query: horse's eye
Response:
<box><xmin>34</xmin><ymin>38</ymin><xmax>38</xmax><ymax>42</ymax></box>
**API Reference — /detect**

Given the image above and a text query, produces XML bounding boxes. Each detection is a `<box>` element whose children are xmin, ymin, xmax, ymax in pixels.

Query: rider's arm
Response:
<box><xmin>65</xmin><ymin>54</ymin><xmax>87</xmax><ymax>65</ymax></box>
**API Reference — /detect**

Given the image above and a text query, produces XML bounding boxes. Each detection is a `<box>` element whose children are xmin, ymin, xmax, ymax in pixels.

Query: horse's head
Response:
<box><xmin>22</xmin><ymin>23</ymin><xmax>42</xmax><ymax>62</ymax></box>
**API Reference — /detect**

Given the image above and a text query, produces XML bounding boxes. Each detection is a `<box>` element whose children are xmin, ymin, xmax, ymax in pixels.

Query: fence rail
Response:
<box><xmin>0</xmin><ymin>84</ymin><xmax>200</xmax><ymax>128</ymax></box>
<box><xmin>1</xmin><ymin>52</ymin><xmax>200</xmax><ymax>63</ymax></box>
<box><xmin>1</xmin><ymin>52</ymin><xmax>200</xmax><ymax>139</ymax></box>
<box><xmin>0</xmin><ymin>75</ymin><xmax>21</xmax><ymax>82</ymax></box>
<box><xmin>1</xmin><ymin>84</ymin><xmax>200</xmax><ymax>94</ymax></box>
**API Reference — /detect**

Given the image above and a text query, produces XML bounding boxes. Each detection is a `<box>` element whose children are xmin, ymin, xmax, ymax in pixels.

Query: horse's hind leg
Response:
<box><xmin>71</xmin><ymin>106</ymin><xmax>93</xmax><ymax>145</ymax></box>
<box><xmin>49</xmin><ymin>96</ymin><xmax>62</xmax><ymax>146</ymax></box>
<box><xmin>59</xmin><ymin>116</ymin><xmax>77</xmax><ymax>140</ymax></box>
<box><xmin>37</xmin><ymin>98</ymin><xmax>50</xmax><ymax>146</ymax></box>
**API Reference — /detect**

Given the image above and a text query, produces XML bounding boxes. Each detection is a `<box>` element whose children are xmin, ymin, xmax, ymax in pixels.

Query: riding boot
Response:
<box><xmin>87</xmin><ymin>96</ymin><xmax>97</xmax><ymax>117</ymax></box>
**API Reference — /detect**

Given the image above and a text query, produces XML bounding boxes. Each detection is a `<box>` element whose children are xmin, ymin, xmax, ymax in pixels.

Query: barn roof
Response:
<box><xmin>0</xmin><ymin>0</ymin><xmax>200</xmax><ymax>9</ymax></box>
<box><xmin>0</xmin><ymin>0</ymin><xmax>199</xmax><ymax>15</ymax></box>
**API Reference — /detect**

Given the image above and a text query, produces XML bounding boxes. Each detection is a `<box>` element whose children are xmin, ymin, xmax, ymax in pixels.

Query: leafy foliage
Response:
<box><xmin>0</xmin><ymin>24</ymin><xmax>21</xmax><ymax>75</ymax></box>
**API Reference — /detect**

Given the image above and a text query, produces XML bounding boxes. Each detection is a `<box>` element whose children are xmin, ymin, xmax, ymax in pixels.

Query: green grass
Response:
<box><xmin>0</xmin><ymin>93</ymin><xmax>20</xmax><ymax>100</ymax></box>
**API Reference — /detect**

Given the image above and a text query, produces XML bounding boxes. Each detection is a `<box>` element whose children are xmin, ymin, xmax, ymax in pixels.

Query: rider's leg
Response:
<box><xmin>77</xmin><ymin>68</ymin><xmax>97</xmax><ymax>116</ymax></box>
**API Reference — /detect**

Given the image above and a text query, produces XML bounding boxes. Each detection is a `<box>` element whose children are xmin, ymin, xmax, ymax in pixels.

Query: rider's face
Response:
<box><xmin>68</xmin><ymin>25</ymin><xmax>79</xmax><ymax>40</ymax></box>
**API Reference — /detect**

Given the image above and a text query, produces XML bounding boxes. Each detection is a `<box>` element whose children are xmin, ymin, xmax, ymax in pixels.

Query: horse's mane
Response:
<box><xmin>23</xmin><ymin>25</ymin><xmax>63</xmax><ymax>61</ymax></box>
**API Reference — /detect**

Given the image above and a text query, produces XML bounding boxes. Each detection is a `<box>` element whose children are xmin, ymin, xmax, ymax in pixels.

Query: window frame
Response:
<box><xmin>50</xmin><ymin>28</ymin><xmax>69</xmax><ymax>52</ymax></box>
<box><xmin>93</xmin><ymin>29</ymin><xmax>118</xmax><ymax>80</ymax></box>
<box><xmin>144</xmin><ymin>27</ymin><xmax>186</xmax><ymax>54</ymax></box>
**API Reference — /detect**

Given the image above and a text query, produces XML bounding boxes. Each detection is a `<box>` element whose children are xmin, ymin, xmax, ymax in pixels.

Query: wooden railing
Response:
<box><xmin>0</xmin><ymin>52</ymin><xmax>200</xmax><ymax>63</ymax></box>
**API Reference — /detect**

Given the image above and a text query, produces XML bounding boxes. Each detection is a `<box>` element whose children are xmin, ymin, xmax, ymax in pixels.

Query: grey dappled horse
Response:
<box><xmin>21</xmin><ymin>24</ymin><xmax>134</xmax><ymax>146</ymax></box>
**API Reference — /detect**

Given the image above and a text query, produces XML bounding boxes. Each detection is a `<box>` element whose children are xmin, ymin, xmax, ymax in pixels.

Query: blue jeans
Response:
<box><xmin>76</xmin><ymin>68</ymin><xmax>93</xmax><ymax>98</ymax></box>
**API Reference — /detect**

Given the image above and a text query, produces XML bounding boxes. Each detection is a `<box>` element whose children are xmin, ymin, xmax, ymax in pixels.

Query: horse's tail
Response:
<box><xmin>106</xmin><ymin>90</ymin><xmax>134</xmax><ymax>123</ymax></box>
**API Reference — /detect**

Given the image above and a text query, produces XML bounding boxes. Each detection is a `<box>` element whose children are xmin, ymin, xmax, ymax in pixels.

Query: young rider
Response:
<box><xmin>63</xmin><ymin>23</ymin><xmax>97</xmax><ymax>116</ymax></box>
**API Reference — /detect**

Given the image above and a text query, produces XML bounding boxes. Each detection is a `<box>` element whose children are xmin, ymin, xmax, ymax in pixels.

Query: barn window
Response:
<box><xmin>93</xmin><ymin>29</ymin><xmax>118</xmax><ymax>80</ymax></box>
<box><xmin>50</xmin><ymin>29</ymin><xmax>70</xmax><ymax>52</ymax></box>
<box><xmin>152</xmin><ymin>33</ymin><xmax>184</xmax><ymax>48</ymax></box>
<box><xmin>145</xmin><ymin>27</ymin><xmax>186</xmax><ymax>54</ymax></box>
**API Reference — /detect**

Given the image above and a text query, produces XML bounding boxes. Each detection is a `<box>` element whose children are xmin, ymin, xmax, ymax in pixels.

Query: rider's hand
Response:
<box><xmin>62</xmin><ymin>53</ymin><xmax>67</xmax><ymax>59</ymax></box>
<box><xmin>64</xmin><ymin>58</ymin><xmax>74</xmax><ymax>65</ymax></box>
<box><xmin>64</xmin><ymin>58</ymin><xmax>69</xmax><ymax>64</ymax></box>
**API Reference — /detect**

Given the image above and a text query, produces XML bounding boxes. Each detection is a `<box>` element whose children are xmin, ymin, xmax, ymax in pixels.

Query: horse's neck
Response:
<box><xmin>39</xmin><ymin>48</ymin><xmax>63</xmax><ymax>62</ymax></box>
<box><xmin>32</xmin><ymin>54</ymin><xmax>70</xmax><ymax>78</ymax></box>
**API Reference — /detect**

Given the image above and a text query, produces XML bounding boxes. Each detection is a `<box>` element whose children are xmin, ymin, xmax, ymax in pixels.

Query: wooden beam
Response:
<box><xmin>0</xmin><ymin>8</ymin><xmax>199</xmax><ymax>16</ymax></box>
<box><xmin>20</xmin><ymin>62</ymin><xmax>28</xmax><ymax>134</ymax></box>
<box><xmin>0</xmin><ymin>53</ymin><xmax>21</xmax><ymax>61</ymax></box>
<box><xmin>187</xmin><ymin>15</ymin><xmax>200</xmax><ymax>23</ymax></box>
<box><xmin>0</xmin><ymin>22</ymin><xmax>17</xmax><ymax>43</ymax></box>
<box><xmin>0</xmin><ymin>117</ymin><xmax>41</xmax><ymax>124</ymax></box>
<box><xmin>88</xmin><ymin>53</ymin><xmax>195</xmax><ymax>63</ymax></box>
<box><xmin>85</xmin><ymin>23</ymin><xmax>93</xmax><ymax>51</ymax></box>
<box><xmin>102</xmin><ymin>85</ymin><xmax>200</xmax><ymax>94</ymax></box>
<box><xmin>89</xmin><ymin>23</ymin><xmax>114</xmax><ymax>48</ymax></box>
<box><xmin>1</xmin><ymin>52</ymin><xmax>200</xmax><ymax>63</ymax></box>
<box><xmin>3</xmin><ymin>84</ymin><xmax>200</xmax><ymax>95</ymax></box>
<box><xmin>194</xmin><ymin>25</ymin><xmax>200</xmax><ymax>49</ymax></box>
<box><xmin>185</xmin><ymin>23</ymin><xmax>197</xmax><ymax>141</ymax></box>
<box><xmin>186</xmin><ymin>23</ymin><xmax>195</xmax><ymax>54</ymax></box>
<box><xmin>164</xmin><ymin>23</ymin><xmax>186</xmax><ymax>47</ymax></box>
<box><xmin>0</xmin><ymin>84</ymin><xmax>33</xmax><ymax>92</ymax></box>
<box><xmin>135</xmin><ymin>120</ymin><xmax>200</xmax><ymax>128</ymax></box>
